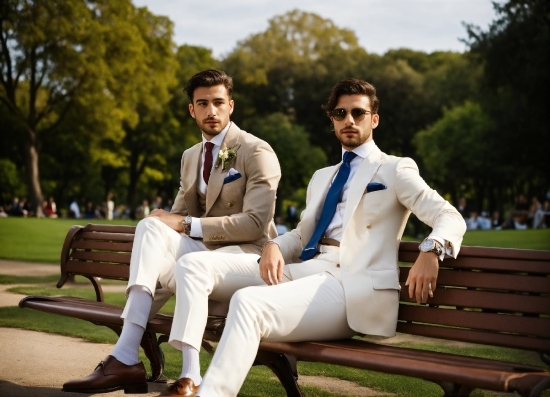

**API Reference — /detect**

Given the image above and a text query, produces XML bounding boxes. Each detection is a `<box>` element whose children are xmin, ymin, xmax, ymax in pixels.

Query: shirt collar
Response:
<box><xmin>202</xmin><ymin>121</ymin><xmax>231</xmax><ymax>148</ymax></box>
<box><xmin>341</xmin><ymin>140</ymin><xmax>376</xmax><ymax>161</ymax></box>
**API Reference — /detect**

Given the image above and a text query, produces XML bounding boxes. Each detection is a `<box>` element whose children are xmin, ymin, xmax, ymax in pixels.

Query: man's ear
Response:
<box><xmin>229</xmin><ymin>99</ymin><xmax>234</xmax><ymax>115</ymax></box>
<box><xmin>188</xmin><ymin>103</ymin><xmax>195</xmax><ymax>118</ymax></box>
<box><xmin>372</xmin><ymin>113</ymin><xmax>379</xmax><ymax>128</ymax></box>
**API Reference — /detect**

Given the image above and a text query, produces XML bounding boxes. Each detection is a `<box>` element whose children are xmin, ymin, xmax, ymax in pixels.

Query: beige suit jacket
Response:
<box><xmin>171</xmin><ymin>123</ymin><xmax>281</xmax><ymax>254</ymax></box>
<box><xmin>274</xmin><ymin>144</ymin><xmax>467</xmax><ymax>337</ymax></box>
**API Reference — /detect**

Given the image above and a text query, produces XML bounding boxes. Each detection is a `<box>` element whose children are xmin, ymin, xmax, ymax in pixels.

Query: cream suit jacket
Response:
<box><xmin>171</xmin><ymin>123</ymin><xmax>281</xmax><ymax>254</ymax></box>
<box><xmin>274</xmin><ymin>144</ymin><xmax>467</xmax><ymax>337</ymax></box>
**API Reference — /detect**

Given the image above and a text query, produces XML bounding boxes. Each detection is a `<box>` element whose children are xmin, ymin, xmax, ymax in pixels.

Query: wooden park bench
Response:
<box><xmin>19</xmin><ymin>224</ymin><xmax>550</xmax><ymax>396</ymax></box>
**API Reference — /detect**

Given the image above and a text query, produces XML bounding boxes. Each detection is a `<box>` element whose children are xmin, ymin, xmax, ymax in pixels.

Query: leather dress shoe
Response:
<box><xmin>159</xmin><ymin>377</ymin><xmax>199</xmax><ymax>396</ymax></box>
<box><xmin>62</xmin><ymin>355</ymin><xmax>147</xmax><ymax>394</ymax></box>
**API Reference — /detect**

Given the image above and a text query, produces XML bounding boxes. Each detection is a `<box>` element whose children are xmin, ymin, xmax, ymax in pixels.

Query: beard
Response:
<box><xmin>335</xmin><ymin>127</ymin><xmax>370</xmax><ymax>148</ymax></box>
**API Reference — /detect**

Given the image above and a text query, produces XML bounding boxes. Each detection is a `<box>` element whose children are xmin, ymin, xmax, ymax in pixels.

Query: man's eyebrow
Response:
<box><xmin>195</xmin><ymin>97</ymin><xmax>226</xmax><ymax>103</ymax></box>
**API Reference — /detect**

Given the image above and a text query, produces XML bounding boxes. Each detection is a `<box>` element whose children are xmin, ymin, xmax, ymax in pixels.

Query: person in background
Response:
<box><xmin>529</xmin><ymin>196</ymin><xmax>545</xmax><ymax>229</ymax></box>
<box><xmin>274</xmin><ymin>215</ymin><xmax>289</xmax><ymax>235</ymax></box>
<box><xmin>44</xmin><ymin>196</ymin><xmax>58</xmax><ymax>218</ymax></box>
<box><xmin>69</xmin><ymin>199</ymin><xmax>81</xmax><ymax>219</ymax></box>
<box><xmin>106</xmin><ymin>193</ymin><xmax>115</xmax><ymax>221</ymax></box>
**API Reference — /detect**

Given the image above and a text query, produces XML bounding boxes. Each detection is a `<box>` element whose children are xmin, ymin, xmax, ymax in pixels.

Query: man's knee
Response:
<box><xmin>176</xmin><ymin>251</ymin><xmax>212</xmax><ymax>277</ymax></box>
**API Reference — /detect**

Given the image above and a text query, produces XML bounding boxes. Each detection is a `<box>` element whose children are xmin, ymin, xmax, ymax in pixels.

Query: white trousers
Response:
<box><xmin>168</xmin><ymin>247</ymin><xmax>355</xmax><ymax>397</ymax></box>
<box><xmin>121</xmin><ymin>217</ymin><xmax>207</xmax><ymax>327</ymax></box>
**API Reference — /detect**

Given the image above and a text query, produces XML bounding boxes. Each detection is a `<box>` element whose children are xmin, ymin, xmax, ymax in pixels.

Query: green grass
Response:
<box><xmin>1</xmin><ymin>218</ymin><xmax>547</xmax><ymax>265</ymax></box>
<box><xmin>462</xmin><ymin>228</ymin><xmax>550</xmax><ymax>250</ymax></box>
<box><xmin>0</xmin><ymin>217</ymin><xmax>138</xmax><ymax>263</ymax></box>
<box><xmin>0</xmin><ymin>274</ymin><xmax>60</xmax><ymax>284</ymax></box>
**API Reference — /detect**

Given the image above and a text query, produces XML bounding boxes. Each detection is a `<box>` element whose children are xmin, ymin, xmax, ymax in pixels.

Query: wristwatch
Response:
<box><xmin>181</xmin><ymin>215</ymin><xmax>192</xmax><ymax>236</ymax></box>
<box><xmin>419</xmin><ymin>238</ymin><xmax>443</xmax><ymax>256</ymax></box>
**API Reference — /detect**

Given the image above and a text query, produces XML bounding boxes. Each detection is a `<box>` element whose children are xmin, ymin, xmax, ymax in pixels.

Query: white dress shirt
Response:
<box><xmin>190</xmin><ymin>122</ymin><xmax>231</xmax><ymax>238</ymax></box>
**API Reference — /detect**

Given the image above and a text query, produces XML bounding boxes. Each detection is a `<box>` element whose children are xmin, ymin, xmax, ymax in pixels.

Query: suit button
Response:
<box><xmin>366</xmin><ymin>224</ymin><xmax>372</xmax><ymax>229</ymax></box>
<box><xmin>227</xmin><ymin>203</ymin><xmax>233</xmax><ymax>207</ymax></box>
<box><xmin>336</xmin><ymin>264</ymin><xmax>340</xmax><ymax>268</ymax></box>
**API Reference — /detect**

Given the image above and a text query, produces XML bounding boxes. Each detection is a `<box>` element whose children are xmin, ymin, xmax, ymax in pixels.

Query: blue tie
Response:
<box><xmin>300</xmin><ymin>151</ymin><xmax>357</xmax><ymax>261</ymax></box>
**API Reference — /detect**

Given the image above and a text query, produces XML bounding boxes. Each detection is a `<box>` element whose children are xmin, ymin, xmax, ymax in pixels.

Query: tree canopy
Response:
<box><xmin>1</xmin><ymin>1</ymin><xmax>547</xmax><ymax>220</ymax></box>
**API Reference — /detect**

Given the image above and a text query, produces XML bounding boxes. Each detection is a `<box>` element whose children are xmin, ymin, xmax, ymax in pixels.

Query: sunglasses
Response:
<box><xmin>330</xmin><ymin>108</ymin><xmax>371</xmax><ymax>121</ymax></box>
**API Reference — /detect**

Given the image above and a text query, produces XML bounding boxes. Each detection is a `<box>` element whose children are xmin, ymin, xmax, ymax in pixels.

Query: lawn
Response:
<box><xmin>0</xmin><ymin>217</ymin><xmax>548</xmax><ymax>264</ymax></box>
<box><xmin>0</xmin><ymin>217</ymin><xmax>549</xmax><ymax>396</ymax></box>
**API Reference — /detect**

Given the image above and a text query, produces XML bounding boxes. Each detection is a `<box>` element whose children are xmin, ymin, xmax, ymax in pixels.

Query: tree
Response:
<box><xmin>464</xmin><ymin>0</ymin><xmax>550</xmax><ymax>198</ymax></box>
<box><xmin>414</xmin><ymin>101</ymin><xmax>497</xmax><ymax>211</ymax></box>
<box><xmin>242</xmin><ymin>113</ymin><xmax>327</xmax><ymax>214</ymax></box>
<box><xmin>0</xmin><ymin>0</ymin><xmax>168</xmax><ymax>215</ymax></box>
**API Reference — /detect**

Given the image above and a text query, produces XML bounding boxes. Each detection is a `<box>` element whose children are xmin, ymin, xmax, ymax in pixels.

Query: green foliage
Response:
<box><xmin>464</xmin><ymin>0</ymin><xmax>550</xmax><ymax>202</ymax></box>
<box><xmin>414</xmin><ymin>101</ymin><xmax>494</xmax><ymax>199</ymax></box>
<box><xmin>1</xmin><ymin>3</ymin><xmax>547</xmax><ymax>228</ymax></box>
<box><xmin>242</xmin><ymin>113</ymin><xmax>327</xmax><ymax>214</ymax></box>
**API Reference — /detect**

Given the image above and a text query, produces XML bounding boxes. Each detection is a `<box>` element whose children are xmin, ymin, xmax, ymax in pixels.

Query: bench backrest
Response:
<box><xmin>59</xmin><ymin>224</ymin><xmax>550</xmax><ymax>354</ymax></box>
<box><xmin>398</xmin><ymin>242</ymin><xmax>550</xmax><ymax>354</ymax></box>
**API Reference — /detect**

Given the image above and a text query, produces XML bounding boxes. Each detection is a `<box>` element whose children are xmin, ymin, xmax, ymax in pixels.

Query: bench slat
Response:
<box><xmin>400</xmin><ymin>267</ymin><xmax>550</xmax><ymax>294</ymax></box>
<box><xmin>69</xmin><ymin>251</ymin><xmax>132</xmax><ymax>265</ymax></box>
<box><xmin>399</xmin><ymin>242</ymin><xmax>550</xmax><ymax>260</ymax></box>
<box><xmin>82</xmin><ymin>224</ymin><xmax>137</xmax><ymax>233</ymax></box>
<box><xmin>398</xmin><ymin>305</ymin><xmax>550</xmax><ymax>338</ymax></box>
<box><xmin>396</xmin><ymin>322</ymin><xmax>549</xmax><ymax>352</ymax></box>
<box><xmin>70</xmin><ymin>240</ymin><xmax>134</xmax><ymax>253</ymax></box>
<box><xmin>77</xmin><ymin>231</ymin><xmax>135</xmax><ymax>242</ymax></box>
<box><xmin>399</xmin><ymin>285</ymin><xmax>550</xmax><ymax>315</ymax></box>
<box><xmin>64</xmin><ymin>260</ymin><xmax>129</xmax><ymax>279</ymax></box>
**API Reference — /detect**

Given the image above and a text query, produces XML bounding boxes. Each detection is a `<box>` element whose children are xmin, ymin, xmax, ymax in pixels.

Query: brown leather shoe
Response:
<box><xmin>62</xmin><ymin>355</ymin><xmax>147</xmax><ymax>394</ymax></box>
<box><xmin>159</xmin><ymin>377</ymin><xmax>199</xmax><ymax>396</ymax></box>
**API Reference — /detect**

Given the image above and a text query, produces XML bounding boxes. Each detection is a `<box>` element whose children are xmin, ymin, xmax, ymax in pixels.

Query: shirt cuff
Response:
<box><xmin>190</xmin><ymin>217</ymin><xmax>203</xmax><ymax>238</ymax></box>
<box><xmin>430</xmin><ymin>235</ymin><xmax>450</xmax><ymax>261</ymax></box>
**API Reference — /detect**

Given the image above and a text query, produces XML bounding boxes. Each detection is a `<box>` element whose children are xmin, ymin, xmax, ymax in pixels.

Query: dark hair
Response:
<box><xmin>184</xmin><ymin>69</ymin><xmax>233</xmax><ymax>102</ymax></box>
<box><xmin>323</xmin><ymin>78</ymin><xmax>379</xmax><ymax>116</ymax></box>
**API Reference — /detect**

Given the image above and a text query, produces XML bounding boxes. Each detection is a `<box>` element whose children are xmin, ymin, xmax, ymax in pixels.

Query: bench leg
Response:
<box><xmin>141</xmin><ymin>331</ymin><xmax>168</xmax><ymax>383</ymax></box>
<box><xmin>437</xmin><ymin>381</ymin><xmax>473</xmax><ymax>396</ymax></box>
<box><xmin>254</xmin><ymin>351</ymin><xmax>303</xmax><ymax>397</ymax></box>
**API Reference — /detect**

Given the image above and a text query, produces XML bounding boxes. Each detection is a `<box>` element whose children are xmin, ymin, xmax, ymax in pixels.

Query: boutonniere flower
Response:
<box><xmin>215</xmin><ymin>146</ymin><xmax>236</xmax><ymax>171</ymax></box>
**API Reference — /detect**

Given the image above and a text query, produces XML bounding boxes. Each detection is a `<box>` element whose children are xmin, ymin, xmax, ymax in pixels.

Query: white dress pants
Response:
<box><xmin>121</xmin><ymin>217</ymin><xmax>207</xmax><ymax>327</ymax></box>
<box><xmin>168</xmin><ymin>247</ymin><xmax>356</xmax><ymax>397</ymax></box>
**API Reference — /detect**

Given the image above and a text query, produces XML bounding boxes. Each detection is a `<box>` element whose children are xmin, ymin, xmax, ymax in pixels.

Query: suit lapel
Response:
<box><xmin>183</xmin><ymin>144</ymin><xmax>202</xmax><ymax>217</ymax></box>
<box><xmin>205</xmin><ymin>123</ymin><xmax>243</xmax><ymax>214</ymax></box>
<box><xmin>342</xmin><ymin>145</ymin><xmax>383</xmax><ymax>228</ymax></box>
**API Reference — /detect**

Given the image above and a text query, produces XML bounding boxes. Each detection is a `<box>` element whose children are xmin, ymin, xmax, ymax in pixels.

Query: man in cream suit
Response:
<box><xmin>62</xmin><ymin>69</ymin><xmax>281</xmax><ymax>395</ymax></box>
<box><xmin>164</xmin><ymin>78</ymin><xmax>466</xmax><ymax>397</ymax></box>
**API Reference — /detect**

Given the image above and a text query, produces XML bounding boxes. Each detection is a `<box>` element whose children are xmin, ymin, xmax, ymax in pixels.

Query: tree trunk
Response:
<box><xmin>24</xmin><ymin>132</ymin><xmax>44</xmax><ymax>217</ymax></box>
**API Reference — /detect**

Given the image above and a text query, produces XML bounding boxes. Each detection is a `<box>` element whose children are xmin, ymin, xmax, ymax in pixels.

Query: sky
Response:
<box><xmin>132</xmin><ymin>0</ymin><xmax>502</xmax><ymax>58</ymax></box>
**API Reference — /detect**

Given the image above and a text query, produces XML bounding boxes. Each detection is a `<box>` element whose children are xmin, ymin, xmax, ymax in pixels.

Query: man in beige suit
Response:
<box><xmin>165</xmin><ymin>78</ymin><xmax>466</xmax><ymax>396</ymax></box>
<box><xmin>62</xmin><ymin>69</ymin><xmax>281</xmax><ymax>395</ymax></box>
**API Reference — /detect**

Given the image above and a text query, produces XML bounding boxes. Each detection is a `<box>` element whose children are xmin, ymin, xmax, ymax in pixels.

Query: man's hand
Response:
<box><xmin>259</xmin><ymin>242</ymin><xmax>285</xmax><ymax>286</ymax></box>
<box><xmin>405</xmin><ymin>252</ymin><xmax>439</xmax><ymax>304</ymax></box>
<box><xmin>148</xmin><ymin>209</ymin><xmax>184</xmax><ymax>232</ymax></box>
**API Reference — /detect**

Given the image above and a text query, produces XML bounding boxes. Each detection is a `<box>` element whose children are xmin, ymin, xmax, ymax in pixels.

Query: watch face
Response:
<box><xmin>420</xmin><ymin>239</ymin><xmax>435</xmax><ymax>252</ymax></box>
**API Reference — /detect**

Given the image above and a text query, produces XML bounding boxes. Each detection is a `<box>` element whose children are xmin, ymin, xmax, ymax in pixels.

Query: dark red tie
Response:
<box><xmin>203</xmin><ymin>142</ymin><xmax>214</xmax><ymax>184</ymax></box>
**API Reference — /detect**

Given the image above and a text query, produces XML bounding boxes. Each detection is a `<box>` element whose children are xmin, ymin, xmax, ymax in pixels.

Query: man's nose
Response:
<box><xmin>206</xmin><ymin>104</ymin><xmax>217</xmax><ymax>117</ymax></box>
<box><xmin>344</xmin><ymin>111</ymin><xmax>355</xmax><ymax>125</ymax></box>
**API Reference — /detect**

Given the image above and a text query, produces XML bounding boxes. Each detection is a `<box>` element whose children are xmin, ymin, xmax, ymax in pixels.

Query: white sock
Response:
<box><xmin>111</xmin><ymin>286</ymin><xmax>152</xmax><ymax>365</ymax></box>
<box><xmin>180</xmin><ymin>343</ymin><xmax>202</xmax><ymax>385</ymax></box>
